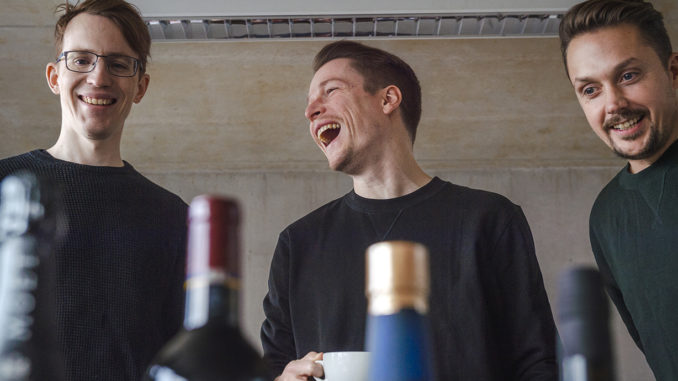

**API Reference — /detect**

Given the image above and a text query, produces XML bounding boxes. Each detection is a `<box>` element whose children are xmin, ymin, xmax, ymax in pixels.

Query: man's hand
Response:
<box><xmin>275</xmin><ymin>351</ymin><xmax>324</xmax><ymax>381</ymax></box>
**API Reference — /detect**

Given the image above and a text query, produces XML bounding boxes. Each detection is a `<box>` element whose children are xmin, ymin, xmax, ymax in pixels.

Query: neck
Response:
<box><xmin>184</xmin><ymin>283</ymin><xmax>238</xmax><ymax>330</ymax></box>
<box><xmin>627</xmin><ymin>134</ymin><xmax>678</xmax><ymax>174</ymax></box>
<box><xmin>47</xmin><ymin>130</ymin><xmax>123</xmax><ymax>167</ymax></box>
<box><xmin>351</xmin><ymin>145</ymin><xmax>432</xmax><ymax>199</ymax></box>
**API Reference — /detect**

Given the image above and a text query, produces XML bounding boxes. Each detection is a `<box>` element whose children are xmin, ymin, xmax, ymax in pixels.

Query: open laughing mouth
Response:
<box><xmin>317</xmin><ymin>123</ymin><xmax>340</xmax><ymax>146</ymax></box>
<box><xmin>80</xmin><ymin>95</ymin><xmax>116</xmax><ymax>106</ymax></box>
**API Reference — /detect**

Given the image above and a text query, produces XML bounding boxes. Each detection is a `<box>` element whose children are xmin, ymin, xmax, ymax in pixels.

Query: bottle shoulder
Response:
<box><xmin>146</xmin><ymin>323</ymin><xmax>270</xmax><ymax>381</ymax></box>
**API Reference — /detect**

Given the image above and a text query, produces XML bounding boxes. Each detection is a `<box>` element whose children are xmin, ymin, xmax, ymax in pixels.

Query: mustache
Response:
<box><xmin>603</xmin><ymin>110</ymin><xmax>645</xmax><ymax>130</ymax></box>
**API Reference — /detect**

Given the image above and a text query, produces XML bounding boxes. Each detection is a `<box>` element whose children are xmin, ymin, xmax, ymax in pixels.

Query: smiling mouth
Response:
<box><xmin>81</xmin><ymin>96</ymin><xmax>115</xmax><ymax>106</ymax></box>
<box><xmin>610</xmin><ymin>115</ymin><xmax>643</xmax><ymax>131</ymax></box>
<box><xmin>317</xmin><ymin>123</ymin><xmax>340</xmax><ymax>145</ymax></box>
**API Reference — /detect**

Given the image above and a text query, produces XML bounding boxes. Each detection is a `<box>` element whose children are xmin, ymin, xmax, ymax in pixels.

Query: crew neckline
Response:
<box><xmin>618</xmin><ymin>139</ymin><xmax>678</xmax><ymax>189</ymax></box>
<box><xmin>30</xmin><ymin>149</ymin><xmax>135</xmax><ymax>173</ymax></box>
<box><xmin>345</xmin><ymin>176</ymin><xmax>446</xmax><ymax>213</ymax></box>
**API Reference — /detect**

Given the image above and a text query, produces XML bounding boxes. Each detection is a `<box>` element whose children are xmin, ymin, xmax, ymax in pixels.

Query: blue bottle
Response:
<box><xmin>365</xmin><ymin>241</ymin><xmax>436</xmax><ymax>381</ymax></box>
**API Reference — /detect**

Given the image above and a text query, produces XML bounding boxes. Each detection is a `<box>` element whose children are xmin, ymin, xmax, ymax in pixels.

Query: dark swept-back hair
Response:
<box><xmin>559</xmin><ymin>0</ymin><xmax>672</xmax><ymax>76</ymax></box>
<box><xmin>313</xmin><ymin>40</ymin><xmax>422</xmax><ymax>144</ymax></box>
<box><xmin>53</xmin><ymin>0</ymin><xmax>151</xmax><ymax>76</ymax></box>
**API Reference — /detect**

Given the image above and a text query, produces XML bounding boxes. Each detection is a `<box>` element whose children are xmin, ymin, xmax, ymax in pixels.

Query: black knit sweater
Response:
<box><xmin>0</xmin><ymin>150</ymin><xmax>188</xmax><ymax>381</ymax></box>
<box><xmin>261</xmin><ymin>177</ymin><xmax>557</xmax><ymax>380</ymax></box>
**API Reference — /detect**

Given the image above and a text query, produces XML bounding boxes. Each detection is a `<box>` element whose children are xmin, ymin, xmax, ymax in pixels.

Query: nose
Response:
<box><xmin>305</xmin><ymin>96</ymin><xmax>324</xmax><ymax>121</ymax></box>
<box><xmin>605</xmin><ymin>86</ymin><xmax>629</xmax><ymax>114</ymax></box>
<box><xmin>87</xmin><ymin>59</ymin><xmax>112</xmax><ymax>87</ymax></box>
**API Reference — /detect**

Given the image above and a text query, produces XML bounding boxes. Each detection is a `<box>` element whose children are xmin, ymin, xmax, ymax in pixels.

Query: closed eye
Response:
<box><xmin>110</xmin><ymin>61</ymin><xmax>131</xmax><ymax>70</ymax></box>
<box><xmin>71</xmin><ymin>57</ymin><xmax>94</xmax><ymax>66</ymax></box>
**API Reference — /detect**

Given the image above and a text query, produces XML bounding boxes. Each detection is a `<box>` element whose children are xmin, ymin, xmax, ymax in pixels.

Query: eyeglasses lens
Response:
<box><xmin>64</xmin><ymin>51</ymin><xmax>137</xmax><ymax>77</ymax></box>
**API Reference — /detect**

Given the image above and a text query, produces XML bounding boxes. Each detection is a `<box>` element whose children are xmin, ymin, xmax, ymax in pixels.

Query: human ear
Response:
<box><xmin>133</xmin><ymin>73</ymin><xmax>150</xmax><ymax>103</ymax></box>
<box><xmin>46</xmin><ymin>63</ymin><xmax>60</xmax><ymax>95</ymax></box>
<box><xmin>669</xmin><ymin>53</ymin><xmax>678</xmax><ymax>90</ymax></box>
<box><xmin>382</xmin><ymin>85</ymin><xmax>402</xmax><ymax>115</ymax></box>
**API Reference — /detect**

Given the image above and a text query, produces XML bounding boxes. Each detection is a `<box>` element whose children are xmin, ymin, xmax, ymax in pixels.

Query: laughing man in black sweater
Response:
<box><xmin>261</xmin><ymin>40</ymin><xmax>558</xmax><ymax>381</ymax></box>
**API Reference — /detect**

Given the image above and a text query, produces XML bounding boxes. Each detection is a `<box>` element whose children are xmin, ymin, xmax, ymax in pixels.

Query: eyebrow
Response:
<box><xmin>573</xmin><ymin>57</ymin><xmax>641</xmax><ymax>85</ymax></box>
<box><xmin>67</xmin><ymin>48</ymin><xmax>135</xmax><ymax>57</ymax></box>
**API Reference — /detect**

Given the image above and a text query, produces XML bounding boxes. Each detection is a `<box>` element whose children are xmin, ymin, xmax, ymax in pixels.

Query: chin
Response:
<box><xmin>325</xmin><ymin>154</ymin><xmax>344</xmax><ymax>172</ymax></box>
<box><xmin>328</xmin><ymin>160</ymin><xmax>346</xmax><ymax>173</ymax></box>
<box><xmin>611</xmin><ymin>141</ymin><xmax>658</xmax><ymax>161</ymax></box>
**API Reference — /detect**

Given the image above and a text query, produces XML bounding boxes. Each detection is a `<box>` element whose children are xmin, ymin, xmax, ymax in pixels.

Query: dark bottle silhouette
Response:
<box><xmin>144</xmin><ymin>195</ymin><xmax>270</xmax><ymax>381</ymax></box>
<box><xmin>0</xmin><ymin>171</ymin><xmax>66</xmax><ymax>380</ymax></box>
<box><xmin>558</xmin><ymin>266</ymin><xmax>615</xmax><ymax>381</ymax></box>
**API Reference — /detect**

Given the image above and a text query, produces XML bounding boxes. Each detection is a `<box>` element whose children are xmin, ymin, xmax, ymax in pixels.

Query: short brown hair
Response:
<box><xmin>559</xmin><ymin>0</ymin><xmax>672</xmax><ymax>76</ymax></box>
<box><xmin>313</xmin><ymin>41</ymin><xmax>422</xmax><ymax>144</ymax></box>
<box><xmin>53</xmin><ymin>0</ymin><xmax>151</xmax><ymax>76</ymax></box>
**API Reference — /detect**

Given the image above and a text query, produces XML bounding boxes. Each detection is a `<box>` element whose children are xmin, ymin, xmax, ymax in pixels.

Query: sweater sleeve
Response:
<box><xmin>491</xmin><ymin>206</ymin><xmax>558</xmax><ymax>381</ymax></box>
<box><xmin>589</xmin><ymin>222</ymin><xmax>644</xmax><ymax>351</ymax></box>
<box><xmin>261</xmin><ymin>231</ymin><xmax>297</xmax><ymax>377</ymax></box>
<box><xmin>162</xmin><ymin>211</ymin><xmax>188</xmax><ymax>341</ymax></box>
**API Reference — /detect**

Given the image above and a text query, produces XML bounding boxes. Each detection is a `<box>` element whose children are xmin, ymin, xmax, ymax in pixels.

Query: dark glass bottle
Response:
<box><xmin>557</xmin><ymin>266</ymin><xmax>615</xmax><ymax>381</ymax></box>
<box><xmin>144</xmin><ymin>195</ymin><xmax>270</xmax><ymax>381</ymax></box>
<box><xmin>0</xmin><ymin>171</ymin><xmax>66</xmax><ymax>381</ymax></box>
<box><xmin>365</xmin><ymin>241</ymin><xmax>436</xmax><ymax>381</ymax></box>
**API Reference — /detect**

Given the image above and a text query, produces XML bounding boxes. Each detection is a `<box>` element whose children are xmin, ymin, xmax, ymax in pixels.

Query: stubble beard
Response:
<box><xmin>332</xmin><ymin>149</ymin><xmax>356</xmax><ymax>174</ymax></box>
<box><xmin>609</xmin><ymin>119</ymin><xmax>669</xmax><ymax>161</ymax></box>
<box><xmin>330</xmin><ymin>146</ymin><xmax>367</xmax><ymax>176</ymax></box>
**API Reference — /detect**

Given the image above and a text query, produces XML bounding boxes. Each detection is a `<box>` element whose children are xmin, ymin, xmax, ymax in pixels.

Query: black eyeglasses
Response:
<box><xmin>56</xmin><ymin>51</ymin><xmax>141</xmax><ymax>77</ymax></box>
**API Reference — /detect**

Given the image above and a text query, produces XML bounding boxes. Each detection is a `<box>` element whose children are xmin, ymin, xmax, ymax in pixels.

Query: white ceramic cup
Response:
<box><xmin>313</xmin><ymin>351</ymin><xmax>370</xmax><ymax>381</ymax></box>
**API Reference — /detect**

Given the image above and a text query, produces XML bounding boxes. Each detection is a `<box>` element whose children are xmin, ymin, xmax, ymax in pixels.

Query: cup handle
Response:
<box><xmin>313</xmin><ymin>360</ymin><xmax>325</xmax><ymax>381</ymax></box>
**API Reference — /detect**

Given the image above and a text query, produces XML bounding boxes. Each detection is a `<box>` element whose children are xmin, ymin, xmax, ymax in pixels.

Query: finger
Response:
<box><xmin>304</xmin><ymin>351</ymin><xmax>324</xmax><ymax>377</ymax></box>
<box><xmin>311</xmin><ymin>360</ymin><xmax>325</xmax><ymax>378</ymax></box>
<box><xmin>302</xmin><ymin>351</ymin><xmax>322</xmax><ymax>361</ymax></box>
<box><xmin>280</xmin><ymin>356</ymin><xmax>323</xmax><ymax>380</ymax></box>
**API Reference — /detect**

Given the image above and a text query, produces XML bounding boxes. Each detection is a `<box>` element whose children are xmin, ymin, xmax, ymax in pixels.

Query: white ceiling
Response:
<box><xmin>135</xmin><ymin>0</ymin><xmax>581</xmax><ymax>18</ymax></box>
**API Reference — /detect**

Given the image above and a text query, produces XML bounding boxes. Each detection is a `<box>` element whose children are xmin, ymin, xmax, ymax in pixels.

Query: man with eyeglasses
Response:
<box><xmin>0</xmin><ymin>1</ymin><xmax>187</xmax><ymax>380</ymax></box>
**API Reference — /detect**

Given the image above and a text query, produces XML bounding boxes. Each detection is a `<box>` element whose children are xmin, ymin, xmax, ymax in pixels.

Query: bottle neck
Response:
<box><xmin>369</xmin><ymin>292</ymin><xmax>428</xmax><ymax>316</ymax></box>
<box><xmin>183</xmin><ymin>271</ymin><xmax>239</xmax><ymax>330</ymax></box>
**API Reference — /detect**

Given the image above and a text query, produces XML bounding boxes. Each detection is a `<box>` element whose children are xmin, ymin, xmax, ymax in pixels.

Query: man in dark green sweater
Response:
<box><xmin>560</xmin><ymin>1</ymin><xmax>678</xmax><ymax>379</ymax></box>
<box><xmin>0</xmin><ymin>1</ymin><xmax>187</xmax><ymax>380</ymax></box>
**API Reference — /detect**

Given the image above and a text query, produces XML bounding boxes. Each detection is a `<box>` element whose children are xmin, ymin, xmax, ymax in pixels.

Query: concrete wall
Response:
<box><xmin>134</xmin><ymin>0</ymin><xmax>582</xmax><ymax>16</ymax></box>
<box><xmin>3</xmin><ymin>1</ymin><xmax>677</xmax><ymax>379</ymax></box>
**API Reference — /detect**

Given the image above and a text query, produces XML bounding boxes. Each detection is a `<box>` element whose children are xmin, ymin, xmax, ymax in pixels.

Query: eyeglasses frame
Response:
<box><xmin>55</xmin><ymin>50</ymin><xmax>142</xmax><ymax>78</ymax></box>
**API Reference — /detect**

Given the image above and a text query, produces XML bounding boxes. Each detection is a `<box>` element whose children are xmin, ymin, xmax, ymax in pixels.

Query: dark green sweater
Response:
<box><xmin>0</xmin><ymin>150</ymin><xmax>188</xmax><ymax>381</ymax></box>
<box><xmin>590</xmin><ymin>140</ymin><xmax>678</xmax><ymax>381</ymax></box>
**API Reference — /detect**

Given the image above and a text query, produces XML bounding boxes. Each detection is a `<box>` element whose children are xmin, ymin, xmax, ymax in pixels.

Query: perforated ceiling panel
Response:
<box><xmin>145</xmin><ymin>12</ymin><xmax>563</xmax><ymax>40</ymax></box>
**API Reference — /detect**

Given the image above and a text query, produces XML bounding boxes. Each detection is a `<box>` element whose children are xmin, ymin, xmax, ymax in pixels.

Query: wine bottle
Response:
<box><xmin>557</xmin><ymin>266</ymin><xmax>615</xmax><ymax>381</ymax></box>
<box><xmin>0</xmin><ymin>171</ymin><xmax>66</xmax><ymax>381</ymax></box>
<box><xmin>144</xmin><ymin>195</ymin><xmax>270</xmax><ymax>381</ymax></box>
<box><xmin>365</xmin><ymin>240</ymin><xmax>436</xmax><ymax>381</ymax></box>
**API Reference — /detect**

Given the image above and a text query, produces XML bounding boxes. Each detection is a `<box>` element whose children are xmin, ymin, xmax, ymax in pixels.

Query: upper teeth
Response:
<box><xmin>317</xmin><ymin>123</ymin><xmax>340</xmax><ymax>143</ymax></box>
<box><xmin>83</xmin><ymin>96</ymin><xmax>113</xmax><ymax>105</ymax></box>
<box><xmin>613</xmin><ymin>117</ymin><xmax>640</xmax><ymax>130</ymax></box>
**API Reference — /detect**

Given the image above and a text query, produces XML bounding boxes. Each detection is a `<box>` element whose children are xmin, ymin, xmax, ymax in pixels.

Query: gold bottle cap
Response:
<box><xmin>366</xmin><ymin>241</ymin><xmax>430</xmax><ymax>316</ymax></box>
